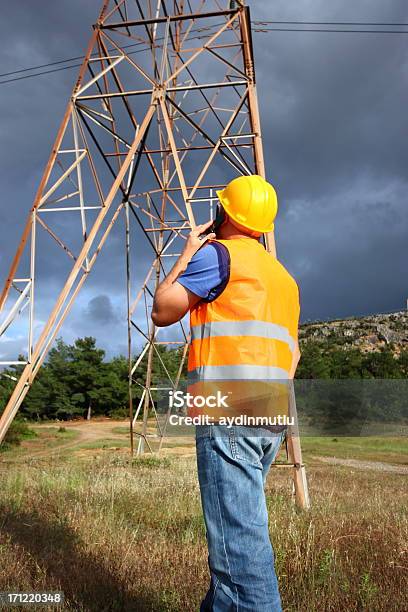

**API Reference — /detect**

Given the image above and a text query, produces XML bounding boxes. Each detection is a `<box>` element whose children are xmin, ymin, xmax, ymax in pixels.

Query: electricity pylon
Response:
<box><xmin>0</xmin><ymin>0</ymin><xmax>310</xmax><ymax>509</ymax></box>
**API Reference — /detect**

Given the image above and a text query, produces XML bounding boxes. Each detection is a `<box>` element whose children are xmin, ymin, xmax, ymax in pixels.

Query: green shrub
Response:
<box><xmin>131</xmin><ymin>455</ymin><xmax>171</xmax><ymax>469</ymax></box>
<box><xmin>1</xmin><ymin>418</ymin><xmax>36</xmax><ymax>451</ymax></box>
<box><xmin>110</xmin><ymin>407</ymin><xmax>128</xmax><ymax>419</ymax></box>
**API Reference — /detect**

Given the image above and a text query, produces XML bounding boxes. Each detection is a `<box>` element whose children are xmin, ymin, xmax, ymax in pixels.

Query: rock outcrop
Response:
<box><xmin>299</xmin><ymin>311</ymin><xmax>408</xmax><ymax>355</ymax></box>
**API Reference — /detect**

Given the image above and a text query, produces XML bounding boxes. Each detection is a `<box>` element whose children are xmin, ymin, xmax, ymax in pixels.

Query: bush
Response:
<box><xmin>109</xmin><ymin>407</ymin><xmax>128</xmax><ymax>419</ymax></box>
<box><xmin>1</xmin><ymin>418</ymin><xmax>37</xmax><ymax>451</ymax></box>
<box><xmin>131</xmin><ymin>455</ymin><xmax>171</xmax><ymax>469</ymax></box>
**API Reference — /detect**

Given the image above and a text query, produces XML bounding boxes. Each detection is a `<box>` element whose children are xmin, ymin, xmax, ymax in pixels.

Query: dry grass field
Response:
<box><xmin>0</xmin><ymin>419</ymin><xmax>407</xmax><ymax>611</ymax></box>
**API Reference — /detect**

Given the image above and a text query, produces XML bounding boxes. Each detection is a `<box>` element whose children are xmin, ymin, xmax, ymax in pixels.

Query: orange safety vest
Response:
<box><xmin>186</xmin><ymin>237</ymin><xmax>300</xmax><ymax>422</ymax></box>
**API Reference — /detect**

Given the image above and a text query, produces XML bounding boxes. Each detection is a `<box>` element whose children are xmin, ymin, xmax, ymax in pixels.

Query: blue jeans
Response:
<box><xmin>195</xmin><ymin>424</ymin><xmax>285</xmax><ymax>612</ymax></box>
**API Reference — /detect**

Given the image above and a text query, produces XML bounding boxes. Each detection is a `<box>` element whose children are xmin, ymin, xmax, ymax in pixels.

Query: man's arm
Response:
<box><xmin>289</xmin><ymin>287</ymin><xmax>301</xmax><ymax>379</ymax></box>
<box><xmin>289</xmin><ymin>340</ymin><xmax>301</xmax><ymax>379</ymax></box>
<box><xmin>151</xmin><ymin>220</ymin><xmax>215</xmax><ymax>327</ymax></box>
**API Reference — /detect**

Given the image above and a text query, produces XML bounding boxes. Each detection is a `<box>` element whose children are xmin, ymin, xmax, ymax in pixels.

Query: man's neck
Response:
<box><xmin>217</xmin><ymin>223</ymin><xmax>260</xmax><ymax>241</ymax></box>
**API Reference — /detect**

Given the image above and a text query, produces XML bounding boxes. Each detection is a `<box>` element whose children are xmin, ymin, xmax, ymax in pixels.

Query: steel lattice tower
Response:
<box><xmin>0</xmin><ymin>0</ymin><xmax>309</xmax><ymax>508</ymax></box>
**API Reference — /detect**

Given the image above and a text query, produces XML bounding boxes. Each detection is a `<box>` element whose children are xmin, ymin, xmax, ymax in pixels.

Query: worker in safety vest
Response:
<box><xmin>152</xmin><ymin>174</ymin><xmax>300</xmax><ymax>612</ymax></box>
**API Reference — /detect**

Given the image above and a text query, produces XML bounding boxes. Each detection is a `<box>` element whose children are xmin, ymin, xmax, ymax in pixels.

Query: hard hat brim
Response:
<box><xmin>215</xmin><ymin>189</ymin><xmax>223</xmax><ymax>203</ymax></box>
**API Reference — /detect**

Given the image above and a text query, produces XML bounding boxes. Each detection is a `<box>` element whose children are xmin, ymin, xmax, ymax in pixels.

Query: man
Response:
<box><xmin>152</xmin><ymin>174</ymin><xmax>301</xmax><ymax>611</ymax></box>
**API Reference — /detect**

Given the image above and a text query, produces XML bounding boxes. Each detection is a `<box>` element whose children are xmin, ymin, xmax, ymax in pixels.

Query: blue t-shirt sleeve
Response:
<box><xmin>177</xmin><ymin>242</ymin><xmax>229</xmax><ymax>301</ymax></box>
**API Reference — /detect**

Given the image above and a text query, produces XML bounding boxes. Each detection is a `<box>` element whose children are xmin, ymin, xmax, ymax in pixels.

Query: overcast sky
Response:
<box><xmin>0</xmin><ymin>0</ymin><xmax>407</xmax><ymax>361</ymax></box>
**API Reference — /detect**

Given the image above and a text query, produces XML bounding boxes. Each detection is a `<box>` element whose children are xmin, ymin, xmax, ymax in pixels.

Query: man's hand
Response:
<box><xmin>182</xmin><ymin>220</ymin><xmax>216</xmax><ymax>260</ymax></box>
<box><xmin>151</xmin><ymin>220</ymin><xmax>216</xmax><ymax>327</ymax></box>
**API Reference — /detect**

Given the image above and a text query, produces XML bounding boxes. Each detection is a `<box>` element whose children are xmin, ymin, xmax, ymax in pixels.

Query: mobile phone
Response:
<box><xmin>201</xmin><ymin>204</ymin><xmax>226</xmax><ymax>237</ymax></box>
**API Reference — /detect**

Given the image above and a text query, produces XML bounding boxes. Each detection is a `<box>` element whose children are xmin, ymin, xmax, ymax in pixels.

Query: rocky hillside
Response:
<box><xmin>299</xmin><ymin>311</ymin><xmax>408</xmax><ymax>355</ymax></box>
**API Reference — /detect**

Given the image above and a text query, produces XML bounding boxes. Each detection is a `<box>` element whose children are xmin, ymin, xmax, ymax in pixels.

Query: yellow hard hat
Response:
<box><xmin>216</xmin><ymin>175</ymin><xmax>278</xmax><ymax>233</ymax></box>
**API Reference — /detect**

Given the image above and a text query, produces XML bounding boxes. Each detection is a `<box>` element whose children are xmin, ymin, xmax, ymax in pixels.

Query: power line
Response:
<box><xmin>0</xmin><ymin>63</ymin><xmax>83</xmax><ymax>85</ymax></box>
<box><xmin>0</xmin><ymin>23</ymin><xmax>225</xmax><ymax>86</ymax></box>
<box><xmin>0</xmin><ymin>55</ymin><xmax>87</xmax><ymax>79</ymax></box>
<box><xmin>2</xmin><ymin>19</ymin><xmax>407</xmax><ymax>81</ymax></box>
<box><xmin>252</xmin><ymin>18</ymin><xmax>408</xmax><ymax>35</ymax></box>
<box><xmin>1</xmin><ymin>19</ymin><xmax>407</xmax><ymax>86</ymax></box>
<box><xmin>254</xmin><ymin>27</ymin><xmax>408</xmax><ymax>34</ymax></box>
<box><xmin>253</xmin><ymin>20</ymin><xmax>408</xmax><ymax>26</ymax></box>
<box><xmin>0</xmin><ymin>39</ymin><xmax>158</xmax><ymax>84</ymax></box>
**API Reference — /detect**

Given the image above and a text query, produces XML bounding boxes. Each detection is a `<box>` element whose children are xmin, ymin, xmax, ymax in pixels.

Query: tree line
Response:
<box><xmin>0</xmin><ymin>335</ymin><xmax>407</xmax><ymax>423</ymax></box>
<box><xmin>0</xmin><ymin>337</ymin><xmax>184</xmax><ymax>422</ymax></box>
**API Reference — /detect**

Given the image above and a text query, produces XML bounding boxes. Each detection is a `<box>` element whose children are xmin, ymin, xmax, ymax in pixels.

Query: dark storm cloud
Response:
<box><xmin>1</xmin><ymin>0</ymin><xmax>407</xmax><ymax>360</ymax></box>
<box><xmin>85</xmin><ymin>294</ymin><xmax>119</xmax><ymax>324</ymax></box>
<box><xmin>250</xmin><ymin>0</ymin><xmax>408</xmax><ymax>321</ymax></box>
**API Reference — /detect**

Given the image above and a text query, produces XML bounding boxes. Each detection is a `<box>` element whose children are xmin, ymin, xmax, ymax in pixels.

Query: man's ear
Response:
<box><xmin>228</xmin><ymin>217</ymin><xmax>261</xmax><ymax>238</ymax></box>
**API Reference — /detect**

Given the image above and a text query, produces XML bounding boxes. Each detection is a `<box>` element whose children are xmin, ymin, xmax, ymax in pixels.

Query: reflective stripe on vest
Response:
<box><xmin>190</xmin><ymin>320</ymin><xmax>296</xmax><ymax>353</ymax></box>
<box><xmin>187</xmin><ymin>364</ymin><xmax>290</xmax><ymax>382</ymax></box>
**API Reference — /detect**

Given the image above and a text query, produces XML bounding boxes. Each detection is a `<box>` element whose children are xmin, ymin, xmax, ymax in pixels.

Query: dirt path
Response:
<box><xmin>313</xmin><ymin>455</ymin><xmax>408</xmax><ymax>475</ymax></box>
<box><xmin>1</xmin><ymin>419</ymin><xmax>195</xmax><ymax>463</ymax></box>
<box><xmin>1</xmin><ymin>420</ymin><xmax>129</xmax><ymax>462</ymax></box>
<box><xmin>3</xmin><ymin>421</ymin><xmax>406</xmax><ymax>471</ymax></box>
